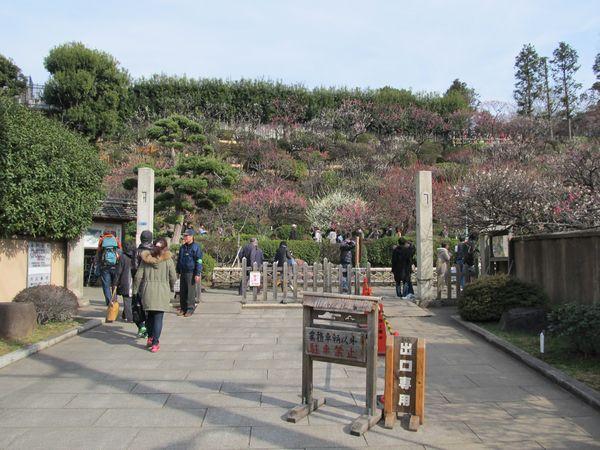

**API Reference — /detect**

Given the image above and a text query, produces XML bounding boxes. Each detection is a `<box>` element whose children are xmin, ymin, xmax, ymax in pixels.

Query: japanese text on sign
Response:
<box><xmin>305</xmin><ymin>327</ymin><xmax>366</xmax><ymax>363</ymax></box>
<box><xmin>396</xmin><ymin>336</ymin><xmax>417</xmax><ymax>414</ymax></box>
<box><xmin>27</xmin><ymin>242</ymin><xmax>52</xmax><ymax>287</ymax></box>
<box><xmin>249</xmin><ymin>271</ymin><xmax>261</xmax><ymax>287</ymax></box>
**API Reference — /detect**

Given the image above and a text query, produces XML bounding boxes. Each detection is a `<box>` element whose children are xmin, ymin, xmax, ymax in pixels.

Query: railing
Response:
<box><xmin>213</xmin><ymin>260</ymin><xmax>476</xmax><ymax>303</ymax></box>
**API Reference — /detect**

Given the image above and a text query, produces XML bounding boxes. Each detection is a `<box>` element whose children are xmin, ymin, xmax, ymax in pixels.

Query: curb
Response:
<box><xmin>242</xmin><ymin>303</ymin><xmax>303</xmax><ymax>309</ymax></box>
<box><xmin>0</xmin><ymin>318</ymin><xmax>103</xmax><ymax>370</ymax></box>
<box><xmin>451</xmin><ymin>315</ymin><xmax>600</xmax><ymax>412</ymax></box>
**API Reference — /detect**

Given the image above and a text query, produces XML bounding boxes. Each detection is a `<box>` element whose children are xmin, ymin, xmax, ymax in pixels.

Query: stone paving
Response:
<box><xmin>0</xmin><ymin>288</ymin><xmax>598</xmax><ymax>449</ymax></box>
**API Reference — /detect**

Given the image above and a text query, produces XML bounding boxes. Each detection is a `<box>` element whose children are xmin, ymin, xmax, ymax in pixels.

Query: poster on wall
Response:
<box><xmin>28</xmin><ymin>242</ymin><xmax>52</xmax><ymax>287</ymax></box>
<box><xmin>83</xmin><ymin>222</ymin><xmax>123</xmax><ymax>249</ymax></box>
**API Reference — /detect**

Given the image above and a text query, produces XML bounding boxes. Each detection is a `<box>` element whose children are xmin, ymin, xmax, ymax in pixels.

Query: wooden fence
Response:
<box><xmin>212</xmin><ymin>258</ymin><xmax>473</xmax><ymax>303</ymax></box>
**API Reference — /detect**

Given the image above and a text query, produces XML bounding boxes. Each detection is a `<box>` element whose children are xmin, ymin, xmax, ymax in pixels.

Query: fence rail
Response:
<box><xmin>212</xmin><ymin>259</ymin><xmax>474</xmax><ymax>303</ymax></box>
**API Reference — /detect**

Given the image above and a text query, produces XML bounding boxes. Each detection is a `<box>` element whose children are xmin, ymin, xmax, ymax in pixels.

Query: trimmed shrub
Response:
<box><xmin>364</xmin><ymin>237</ymin><xmax>399</xmax><ymax>266</ymax></box>
<box><xmin>547</xmin><ymin>303</ymin><xmax>600</xmax><ymax>356</ymax></box>
<box><xmin>202</xmin><ymin>253</ymin><xmax>216</xmax><ymax>284</ymax></box>
<box><xmin>458</xmin><ymin>275</ymin><xmax>547</xmax><ymax>322</ymax></box>
<box><xmin>13</xmin><ymin>285</ymin><xmax>78</xmax><ymax>324</ymax></box>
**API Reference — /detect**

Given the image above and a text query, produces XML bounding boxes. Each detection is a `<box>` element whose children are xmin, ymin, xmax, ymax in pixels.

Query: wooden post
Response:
<box><xmin>365</xmin><ymin>304</ymin><xmax>378</xmax><ymax>416</ymax></box>
<box><xmin>313</xmin><ymin>263</ymin><xmax>319</xmax><ymax>292</ymax></box>
<box><xmin>273</xmin><ymin>264</ymin><xmax>278</xmax><ymax>302</ymax></box>
<box><xmin>252</xmin><ymin>262</ymin><xmax>258</xmax><ymax>302</ymax></box>
<box><xmin>322</xmin><ymin>258</ymin><xmax>328</xmax><ymax>293</ymax></box>
<box><xmin>326</xmin><ymin>260</ymin><xmax>332</xmax><ymax>293</ymax></box>
<box><xmin>354</xmin><ymin>267</ymin><xmax>361</xmax><ymax>295</ymax></box>
<box><xmin>415</xmin><ymin>338</ymin><xmax>426</xmax><ymax>425</ymax></box>
<box><xmin>446</xmin><ymin>269</ymin><xmax>452</xmax><ymax>301</ymax></box>
<box><xmin>241</xmin><ymin>257</ymin><xmax>247</xmax><ymax>302</ymax></box>
<box><xmin>338</xmin><ymin>264</ymin><xmax>343</xmax><ymax>294</ymax></box>
<box><xmin>455</xmin><ymin>264</ymin><xmax>462</xmax><ymax>297</ymax></box>
<box><xmin>301</xmin><ymin>304</ymin><xmax>313</xmax><ymax>404</ymax></box>
<box><xmin>347</xmin><ymin>263</ymin><xmax>353</xmax><ymax>294</ymax></box>
<box><xmin>383</xmin><ymin>337</ymin><xmax>396</xmax><ymax>428</ymax></box>
<box><xmin>283</xmin><ymin>261</ymin><xmax>289</xmax><ymax>299</ymax></box>
<box><xmin>303</xmin><ymin>264</ymin><xmax>308</xmax><ymax>292</ymax></box>
<box><xmin>292</xmin><ymin>262</ymin><xmax>298</xmax><ymax>302</ymax></box>
<box><xmin>262</xmin><ymin>262</ymin><xmax>268</xmax><ymax>302</ymax></box>
<box><xmin>366</xmin><ymin>262</ymin><xmax>372</xmax><ymax>285</ymax></box>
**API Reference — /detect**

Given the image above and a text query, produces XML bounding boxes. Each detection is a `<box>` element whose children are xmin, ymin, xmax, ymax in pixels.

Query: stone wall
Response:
<box><xmin>511</xmin><ymin>230</ymin><xmax>600</xmax><ymax>305</ymax></box>
<box><xmin>0</xmin><ymin>238</ymin><xmax>67</xmax><ymax>301</ymax></box>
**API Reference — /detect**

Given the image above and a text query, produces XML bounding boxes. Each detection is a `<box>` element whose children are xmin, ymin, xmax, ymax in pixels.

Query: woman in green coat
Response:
<box><xmin>133</xmin><ymin>237</ymin><xmax>177</xmax><ymax>353</ymax></box>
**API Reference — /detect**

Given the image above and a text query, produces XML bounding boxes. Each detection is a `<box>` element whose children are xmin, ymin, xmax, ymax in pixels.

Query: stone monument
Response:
<box><xmin>416</xmin><ymin>171</ymin><xmax>435</xmax><ymax>303</ymax></box>
<box><xmin>136</xmin><ymin>167</ymin><xmax>155</xmax><ymax>246</ymax></box>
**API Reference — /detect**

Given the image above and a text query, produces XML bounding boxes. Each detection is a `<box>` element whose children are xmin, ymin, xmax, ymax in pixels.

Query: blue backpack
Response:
<box><xmin>101</xmin><ymin>235</ymin><xmax>119</xmax><ymax>267</ymax></box>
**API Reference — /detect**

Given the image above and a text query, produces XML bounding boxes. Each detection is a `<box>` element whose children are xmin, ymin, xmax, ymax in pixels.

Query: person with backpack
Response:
<box><xmin>95</xmin><ymin>232</ymin><xmax>122</xmax><ymax>306</ymax></box>
<box><xmin>133</xmin><ymin>238</ymin><xmax>177</xmax><ymax>353</ymax></box>
<box><xmin>176</xmin><ymin>229</ymin><xmax>203</xmax><ymax>317</ymax></box>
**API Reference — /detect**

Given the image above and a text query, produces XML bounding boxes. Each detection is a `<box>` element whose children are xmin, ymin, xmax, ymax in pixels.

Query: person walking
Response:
<box><xmin>392</xmin><ymin>238</ymin><xmax>415</xmax><ymax>299</ymax></box>
<box><xmin>436</xmin><ymin>242</ymin><xmax>451</xmax><ymax>298</ymax></box>
<box><xmin>133</xmin><ymin>238</ymin><xmax>177</xmax><ymax>353</ymax></box>
<box><xmin>95</xmin><ymin>231</ymin><xmax>122</xmax><ymax>306</ymax></box>
<box><xmin>176</xmin><ymin>229</ymin><xmax>203</xmax><ymax>317</ymax></box>
<box><xmin>132</xmin><ymin>230</ymin><xmax>153</xmax><ymax>338</ymax></box>
<box><xmin>115</xmin><ymin>242</ymin><xmax>136</xmax><ymax>323</ymax></box>
<box><xmin>274</xmin><ymin>241</ymin><xmax>294</xmax><ymax>293</ymax></box>
<box><xmin>339</xmin><ymin>236</ymin><xmax>356</xmax><ymax>293</ymax></box>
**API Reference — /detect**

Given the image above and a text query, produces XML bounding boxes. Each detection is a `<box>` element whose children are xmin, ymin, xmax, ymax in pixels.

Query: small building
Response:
<box><xmin>83</xmin><ymin>198</ymin><xmax>137</xmax><ymax>285</ymax></box>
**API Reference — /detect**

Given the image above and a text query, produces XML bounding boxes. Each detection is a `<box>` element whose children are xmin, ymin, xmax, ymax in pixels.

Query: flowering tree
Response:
<box><xmin>455</xmin><ymin>166</ymin><xmax>560</xmax><ymax>233</ymax></box>
<box><xmin>306</xmin><ymin>191</ymin><xmax>370</xmax><ymax>232</ymax></box>
<box><xmin>231</xmin><ymin>186</ymin><xmax>307</xmax><ymax>231</ymax></box>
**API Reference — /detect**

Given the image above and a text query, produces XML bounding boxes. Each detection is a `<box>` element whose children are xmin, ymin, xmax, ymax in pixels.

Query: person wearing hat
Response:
<box><xmin>176</xmin><ymin>229</ymin><xmax>203</xmax><ymax>317</ymax></box>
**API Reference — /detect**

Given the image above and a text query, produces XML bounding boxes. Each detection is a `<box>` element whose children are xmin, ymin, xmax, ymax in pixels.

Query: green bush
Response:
<box><xmin>0</xmin><ymin>98</ymin><xmax>107</xmax><ymax>240</ymax></box>
<box><xmin>364</xmin><ymin>237</ymin><xmax>398</xmax><ymax>266</ymax></box>
<box><xmin>202</xmin><ymin>253</ymin><xmax>216</xmax><ymax>283</ymax></box>
<box><xmin>458</xmin><ymin>275</ymin><xmax>548</xmax><ymax>322</ymax></box>
<box><xmin>13</xmin><ymin>285</ymin><xmax>78</xmax><ymax>324</ymax></box>
<box><xmin>547</xmin><ymin>303</ymin><xmax>600</xmax><ymax>356</ymax></box>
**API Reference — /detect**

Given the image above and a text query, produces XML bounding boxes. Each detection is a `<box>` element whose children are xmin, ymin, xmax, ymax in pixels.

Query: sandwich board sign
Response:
<box><xmin>285</xmin><ymin>291</ymin><xmax>381</xmax><ymax>436</ymax></box>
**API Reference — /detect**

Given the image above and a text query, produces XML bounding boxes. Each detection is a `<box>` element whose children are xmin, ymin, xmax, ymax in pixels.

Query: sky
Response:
<box><xmin>2</xmin><ymin>0</ymin><xmax>599</xmax><ymax>104</ymax></box>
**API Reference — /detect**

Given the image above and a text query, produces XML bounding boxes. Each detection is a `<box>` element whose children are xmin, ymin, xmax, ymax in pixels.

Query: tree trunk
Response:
<box><xmin>172</xmin><ymin>221</ymin><xmax>184</xmax><ymax>244</ymax></box>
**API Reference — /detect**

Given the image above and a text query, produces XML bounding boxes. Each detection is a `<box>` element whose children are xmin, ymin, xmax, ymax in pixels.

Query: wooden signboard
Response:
<box><xmin>384</xmin><ymin>335</ymin><xmax>426</xmax><ymax>431</ymax></box>
<box><xmin>285</xmin><ymin>292</ymin><xmax>381</xmax><ymax>436</ymax></box>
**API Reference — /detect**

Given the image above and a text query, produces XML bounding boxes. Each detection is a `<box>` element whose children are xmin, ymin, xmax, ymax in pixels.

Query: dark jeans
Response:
<box><xmin>146</xmin><ymin>311</ymin><xmax>164</xmax><ymax>345</ymax></box>
<box><xmin>132</xmin><ymin>294</ymin><xmax>146</xmax><ymax>328</ymax></box>
<box><xmin>403</xmin><ymin>279</ymin><xmax>414</xmax><ymax>297</ymax></box>
<box><xmin>99</xmin><ymin>266</ymin><xmax>118</xmax><ymax>306</ymax></box>
<box><xmin>395</xmin><ymin>282</ymin><xmax>403</xmax><ymax>297</ymax></box>
<box><xmin>122</xmin><ymin>296</ymin><xmax>133</xmax><ymax>322</ymax></box>
<box><xmin>179</xmin><ymin>272</ymin><xmax>196</xmax><ymax>314</ymax></box>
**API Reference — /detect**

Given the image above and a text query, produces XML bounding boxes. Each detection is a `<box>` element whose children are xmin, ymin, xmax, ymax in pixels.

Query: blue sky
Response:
<box><xmin>2</xmin><ymin>0</ymin><xmax>599</xmax><ymax>103</ymax></box>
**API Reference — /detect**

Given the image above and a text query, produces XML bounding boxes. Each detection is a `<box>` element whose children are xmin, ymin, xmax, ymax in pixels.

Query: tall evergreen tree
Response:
<box><xmin>0</xmin><ymin>54</ymin><xmax>27</xmax><ymax>97</ymax></box>
<box><xmin>592</xmin><ymin>53</ymin><xmax>600</xmax><ymax>95</ymax></box>
<box><xmin>538</xmin><ymin>57</ymin><xmax>555</xmax><ymax>139</ymax></box>
<box><xmin>551</xmin><ymin>42</ymin><xmax>581</xmax><ymax>139</ymax></box>
<box><xmin>514</xmin><ymin>44</ymin><xmax>541</xmax><ymax>116</ymax></box>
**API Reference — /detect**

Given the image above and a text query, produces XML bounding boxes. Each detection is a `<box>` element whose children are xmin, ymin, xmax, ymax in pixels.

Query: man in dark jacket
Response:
<box><xmin>339</xmin><ymin>237</ymin><xmax>356</xmax><ymax>293</ymax></box>
<box><xmin>176</xmin><ymin>229</ymin><xmax>203</xmax><ymax>317</ymax></box>
<box><xmin>237</xmin><ymin>238</ymin><xmax>264</xmax><ymax>295</ymax></box>
<box><xmin>392</xmin><ymin>238</ymin><xmax>415</xmax><ymax>299</ymax></box>
<box><xmin>116</xmin><ymin>242</ymin><xmax>136</xmax><ymax>323</ymax></box>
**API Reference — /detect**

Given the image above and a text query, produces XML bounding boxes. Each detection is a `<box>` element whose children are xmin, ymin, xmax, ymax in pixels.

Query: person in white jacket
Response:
<box><xmin>436</xmin><ymin>243</ymin><xmax>451</xmax><ymax>298</ymax></box>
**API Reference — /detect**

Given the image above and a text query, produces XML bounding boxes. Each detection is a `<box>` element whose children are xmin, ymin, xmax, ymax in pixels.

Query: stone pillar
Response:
<box><xmin>66</xmin><ymin>235</ymin><xmax>88</xmax><ymax>306</ymax></box>
<box><xmin>136</xmin><ymin>168</ymin><xmax>155</xmax><ymax>246</ymax></box>
<box><xmin>416</xmin><ymin>171</ymin><xmax>435</xmax><ymax>303</ymax></box>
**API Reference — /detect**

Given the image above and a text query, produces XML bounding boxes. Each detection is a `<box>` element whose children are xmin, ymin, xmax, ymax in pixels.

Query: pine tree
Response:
<box><xmin>514</xmin><ymin>44</ymin><xmax>541</xmax><ymax>116</ymax></box>
<box><xmin>538</xmin><ymin>57</ymin><xmax>555</xmax><ymax>139</ymax></box>
<box><xmin>551</xmin><ymin>42</ymin><xmax>581</xmax><ymax>139</ymax></box>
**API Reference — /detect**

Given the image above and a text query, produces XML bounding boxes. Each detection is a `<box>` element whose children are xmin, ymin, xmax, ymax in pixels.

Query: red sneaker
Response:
<box><xmin>150</xmin><ymin>344</ymin><xmax>160</xmax><ymax>353</ymax></box>
<box><xmin>146</xmin><ymin>338</ymin><xmax>153</xmax><ymax>347</ymax></box>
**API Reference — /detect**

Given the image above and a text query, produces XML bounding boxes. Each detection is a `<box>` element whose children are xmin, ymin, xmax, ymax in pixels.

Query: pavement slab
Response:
<box><xmin>0</xmin><ymin>289</ymin><xmax>597</xmax><ymax>449</ymax></box>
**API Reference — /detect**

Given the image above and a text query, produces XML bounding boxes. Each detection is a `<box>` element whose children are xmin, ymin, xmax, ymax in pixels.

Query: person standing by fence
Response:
<box><xmin>237</xmin><ymin>237</ymin><xmax>264</xmax><ymax>294</ymax></box>
<box><xmin>436</xmin><ymin>242</ymin><xmax>451</xmax><ymax>298</ymax></box>
<box><xmin>339</xmin><ymin>236</ymin><xmax>356</xmax><ymax>293</ymax></box>
<box><xmin>176</xmin><ymin>229</ymin><xmax>203</xmax><ymax>317</ymax></box>
<box><xmin>133</xmin><ymin>238</ymin><xmax>177</xmax><ymax>353</ymax></box>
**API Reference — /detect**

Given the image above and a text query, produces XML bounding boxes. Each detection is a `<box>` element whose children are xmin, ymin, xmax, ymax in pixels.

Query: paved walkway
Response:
<box><xmin>0</xmin><ymin>288</ymin><xmax>598</xmax><ymax>449</ymax></box>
